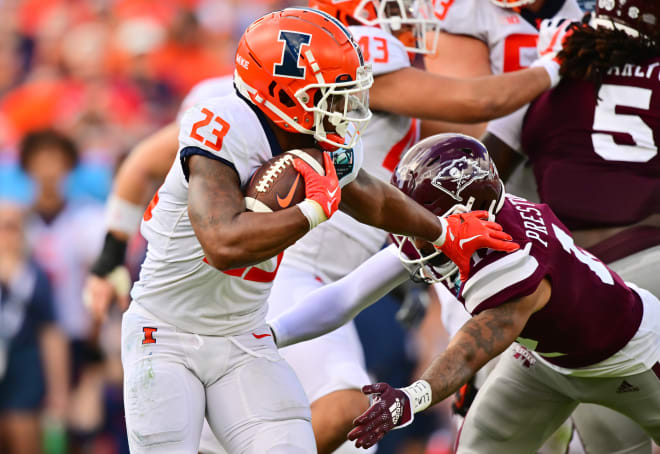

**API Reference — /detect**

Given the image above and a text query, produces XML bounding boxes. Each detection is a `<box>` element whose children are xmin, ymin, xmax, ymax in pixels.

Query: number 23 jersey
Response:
<box><xmin>131</xmin><ymin>91</ymin><xmax>363</xmax><ymax>336</ymax></box>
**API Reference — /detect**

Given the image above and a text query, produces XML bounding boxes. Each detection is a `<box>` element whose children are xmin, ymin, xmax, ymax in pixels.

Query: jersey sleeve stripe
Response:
<box><xmin>463</xmin><ymin>243</ymin><xmax>538</xmax><ymax>313</ymax></box>
<box><xmin>179</xmin><ymin>146</ymin><xmax>238</xmax><ymax>182</ymax></box>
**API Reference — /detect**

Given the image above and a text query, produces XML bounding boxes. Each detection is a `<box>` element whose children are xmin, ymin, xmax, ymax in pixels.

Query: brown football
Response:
<box><xmin>245</xmin><ymin>148</ymin><xmax>325</xmax><ymax>212</ymax></box>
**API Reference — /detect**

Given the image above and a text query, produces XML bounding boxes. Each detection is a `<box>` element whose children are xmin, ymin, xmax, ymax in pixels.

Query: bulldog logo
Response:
<box><xmin>431</xmin><ymin>156</ymin><xmax>490</xmax><ymax>202</ymax></box>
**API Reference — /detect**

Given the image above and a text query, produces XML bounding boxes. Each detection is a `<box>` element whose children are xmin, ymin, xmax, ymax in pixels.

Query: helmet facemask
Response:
<box><xmin>296</xmin><ymin>64</ymin><xmax>373</xmax><ymax>149</ymax></box>
<box><xmin>354</xmin><ymin>0</ymin><xmax>442</xmax><ymax>54</ymax></box>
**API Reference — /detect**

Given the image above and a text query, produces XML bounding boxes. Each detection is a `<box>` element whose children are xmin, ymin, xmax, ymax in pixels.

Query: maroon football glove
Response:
<box><xmin>347</xmin><ymin>383</ymin><xmax>413</xmax><ymax>449</ymax></box>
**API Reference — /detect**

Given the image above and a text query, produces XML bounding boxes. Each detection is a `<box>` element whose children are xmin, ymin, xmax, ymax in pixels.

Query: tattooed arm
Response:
<box><xmin>421</xmin><ymin>278</ymin><xmax>552</xmax><ymax>406</ymax></box>
<box><xmin>187</xmin><ymin>156</ymin><xmax>309</xmax><ymax>270</ymax></box>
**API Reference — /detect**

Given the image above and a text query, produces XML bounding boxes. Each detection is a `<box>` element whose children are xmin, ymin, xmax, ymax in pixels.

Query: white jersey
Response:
<box><xmin>27</xmin><ymin>203</ymin><xmax>105</xmax><ymax>339</ymax></box>
<box><xmin>131</xmin><ymin>92</ymin><xmax>362</xmax><ymax>335</ymax></box>
<box><xmin>449</xmin><ymin>0</ymin><xmax>584</xmax><ymax>150</ymax></box>
<box><xmin>435</xmin><ymin>0</ymin><xmax>582</xmax><ymax>75</ymax></box>
<box><xmin>282</xmin><ymin>26</ymin><xmax>420</xmax><ymax>283</ymax></box>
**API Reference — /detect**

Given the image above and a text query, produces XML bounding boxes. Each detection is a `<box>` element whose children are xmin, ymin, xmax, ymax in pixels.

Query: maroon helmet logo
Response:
<box><xmin>431</xmin><ymin>156</ymin><xmax>491</xmax><ymax>202</ymax></box>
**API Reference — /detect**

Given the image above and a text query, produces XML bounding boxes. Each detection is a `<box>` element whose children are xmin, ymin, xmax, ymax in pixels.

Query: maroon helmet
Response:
<box><xmin>592</xmin><ymin>0</ymin><xmax>659</xmax><ymax>40</ymax></box>
<box><xmin>390</xmin><ymin>133</ymin><xmax>505</xmax><ymax>285</ymax></box>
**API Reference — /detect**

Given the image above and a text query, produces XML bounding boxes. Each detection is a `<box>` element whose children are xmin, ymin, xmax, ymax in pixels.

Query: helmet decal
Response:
<box><xmin>390</xmin><ymin>133</ymin><xmax>505</xmax><ymax>285</ymax></box>
<box><xmin>432</xmin><ymin>156</ymin><xmax>492</xmax><ymax>202</ymax></box>
<box><xmin>274</xmin><ymin>31</ymin><xmax>312</xmax><ymax>79</ymax></box>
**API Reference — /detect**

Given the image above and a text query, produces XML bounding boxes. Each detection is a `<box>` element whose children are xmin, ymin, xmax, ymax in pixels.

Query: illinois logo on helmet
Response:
<box><xmin>390</xmin><ymin>133</ymin><xmax>506</xmax><ymax>285</ymax></box>
<box><xmin>310</xmin><ymin>0</ymin><xmax>442</xmax><ymax>54</ymax></box>
<box><xmin>233</xmin><ymin>7</ymin><xmax>373</xmax><ymax>150</ymax></box>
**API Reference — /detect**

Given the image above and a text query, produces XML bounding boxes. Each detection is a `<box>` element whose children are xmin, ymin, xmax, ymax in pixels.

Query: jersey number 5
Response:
<box><xmin>592</xmin><ymin>84</ymin><xmax>657</xmax><ymax>162</ymax></box>
<box><xmin>189</xmin><ymin>108</ymin><xmax>230</xmax><ymax>152</ymax></box>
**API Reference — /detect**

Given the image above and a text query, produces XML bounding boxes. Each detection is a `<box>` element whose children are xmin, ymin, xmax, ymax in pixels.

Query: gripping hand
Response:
<box><xmin>347</xmin><ymin>383</ymin><xmax>414</xmax><ymax>449</ymax></box>
<box><xmin>294</xmin><ymin>152</ymin><xmax>340</xmax><ymax>229</ymax></box>
<box><xmin>531</xmin><ymin>17</ymin><xmax>577</xmax><ymax>88</ymax></box>
<box><xmin>433</xmin><ymin>211</ymin><xmax>519</xmax><ymax>281</ymax></box>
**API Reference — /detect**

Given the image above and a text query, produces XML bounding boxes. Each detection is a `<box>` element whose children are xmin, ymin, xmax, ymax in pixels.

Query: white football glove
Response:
<box><xmin>531</xmin><ymin>17</ymin><xmax>575</xmax><ymax>89</ymax></box>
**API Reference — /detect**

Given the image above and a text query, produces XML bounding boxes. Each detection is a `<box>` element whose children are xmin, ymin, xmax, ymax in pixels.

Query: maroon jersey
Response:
<box><xmin>458</xmin><ymin>195</ymin><xmax>643</xmax><ymax>368</ymax></box>
<box><xmin>520</xmin><ymin>57</ymin><xmax>660</xmax><ymax>231</ymax></box>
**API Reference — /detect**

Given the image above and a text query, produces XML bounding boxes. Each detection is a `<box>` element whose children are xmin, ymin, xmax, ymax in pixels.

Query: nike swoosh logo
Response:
<box><xmin>459</xmin><ymin>235</ymin><xmax>481</xmax><ymax>249</ymax></box>
<box><xmin>252</xmin><ymin>333</ymin><xmax>272</xmax><ymax>339</ymax></box>
<box><xmin>327</xmin><ymin>187</ymin><xmax>338</xmax><ymax>197</ymax></box>
<box><xmin>277</xmin><ymin>174</ymin><xmax>300</xmax><ymax>208</ymax></box>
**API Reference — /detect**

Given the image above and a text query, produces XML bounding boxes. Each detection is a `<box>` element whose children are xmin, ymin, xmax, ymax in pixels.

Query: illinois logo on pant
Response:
<box><xmin>142</xmin><ymin>327</ymin><xmax>158</xmax><ymax>345</ymax></box>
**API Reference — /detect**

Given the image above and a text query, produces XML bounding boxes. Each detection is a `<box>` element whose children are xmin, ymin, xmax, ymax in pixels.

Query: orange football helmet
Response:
<box><xmin>234</xmin><ymin>7</ymin><xmax>373</xmax><ymax>150</ymax></box>
<box><xmin>309</xmin><ymin>0</ymin><xmax>441</xmax><ymax>54</ymax></box>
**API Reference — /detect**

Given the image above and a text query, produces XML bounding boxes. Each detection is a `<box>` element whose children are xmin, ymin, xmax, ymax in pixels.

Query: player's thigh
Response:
<box><xmin>121</xmin><ymin>304</ymin><xmax>206</xmax><ymax>453</ymax></box>
<box><xmin>572</xmin><ymin>403</ymin><xmax>651</xmax><ymax>454</ymax></box>
<box><xmin>457</xmin><ymin>344</ymin><xmax>578</xmax><ymax>454</ymax></box>
<box><xmin>198</xmin><ymin>419</ymin><xmax>228</xmax><ymax>454</ymax></box>
<box><xmin>205</xmin><ymin>337</ymin><xmax>315</xmax><ymax>454</ymax></box>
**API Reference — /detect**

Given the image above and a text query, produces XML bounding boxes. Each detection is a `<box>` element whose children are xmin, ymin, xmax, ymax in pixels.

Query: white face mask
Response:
<box><xmin>297</xmin><ymin>65</ymin><xmax>374</xmax><ymax>149</ymax></box>
<box><xmin>355</xmin><ymin>0</ymin><xmax>443</xmax><ymax>54</ymax></box>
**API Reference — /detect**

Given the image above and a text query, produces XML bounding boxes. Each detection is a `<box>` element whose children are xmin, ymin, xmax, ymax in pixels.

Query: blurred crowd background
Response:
<box><xmin>0</xmin><ymin>1</ymin><xmax>455</xmax><ymax>453</ymax></box>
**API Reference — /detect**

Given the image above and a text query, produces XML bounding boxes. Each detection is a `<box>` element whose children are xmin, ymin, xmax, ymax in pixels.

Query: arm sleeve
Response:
<box><xmin>268</xmin><ymin>245</ymin><xmax>409</xmax><ymax>347</ymax></box>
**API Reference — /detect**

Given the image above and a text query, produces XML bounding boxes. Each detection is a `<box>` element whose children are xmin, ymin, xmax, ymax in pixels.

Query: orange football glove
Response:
<box><xmin>293</xmin><ymin>152</ymin><xmax>341</xmax><ymax>220</ymax></box>
<box><xmin>433</xmin><ymin>211</ymin><xmax>520</xmax><ymax>281</ymax></box>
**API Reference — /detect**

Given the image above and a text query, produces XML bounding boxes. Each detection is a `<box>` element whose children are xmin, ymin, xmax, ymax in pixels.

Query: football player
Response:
<box><xmin>481</xmin><ymin>1</ymin><xmax>660</xmax><ymax>451</ymax></box>
<box><xmin>423</xmin><ymin>0</ymin><xmax>583</xmax><ymax>140</ymax></box>
<box><xmin>267</xmin><ymin>133</ymin><xmax>660</xmax><ymax>453</ymax></box>
<box><xmin>422</xmin><ymin>1</ymin><xmax>583</xmax><ymax>449</ymax></box>
<box><xmin>119</xmin><ymin>9</ymin><xmax>521</xmax><ymax>454</ymax></box>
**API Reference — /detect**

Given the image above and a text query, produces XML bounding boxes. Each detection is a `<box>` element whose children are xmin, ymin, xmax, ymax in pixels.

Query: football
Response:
<box><xmin>245</xmin><ymin>148</ymin><xmax>325</xmax><ymax>212</ymax></box>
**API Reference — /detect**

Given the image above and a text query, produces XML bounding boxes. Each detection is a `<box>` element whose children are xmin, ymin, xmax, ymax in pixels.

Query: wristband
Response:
<box><xmin>105</xmin><ymin>195</ymin><xmax>144</xmax><ymax>236</ymax></box>
<box><xmin>90</xmin><ymin>233</ymin><xmax>128</xmax><ymax>277</ymax></box>
<box><xmin>401</xmin><ymin>380</ymin><xmax>433</xmax><ymax>414</ymax></box>
<box><xmin>531</xmin><ymin>57</ymin><xmax>561</xmax><ymax>89</ymax></box>
<box><xmin>432</xmin><ymin>217</ymin><xmax>449</xmax><ymax>247</ymax></box>
<box><xmin>296</xmin><ymin>199</ymin><xmax>328</xmax><ymax>230</ymax></box>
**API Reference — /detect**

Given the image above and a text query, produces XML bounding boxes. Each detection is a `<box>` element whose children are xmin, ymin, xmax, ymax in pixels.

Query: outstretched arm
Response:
<box><xmin>348</xmin><ymin>278</ymin><xmax>551</xmax><ymax>449</ymax></box>
<box><xmin>269</xmin><ymin>246</ymin><xmax>409</xmax><ymax>347</ymax></box>
<box><xmin>420</xmin><ymin>32</ymin><xmax>493</xmax><ymax>139</ymax></box>
<box><xmin>369</xmin><ymin>65</ymin><xmax>552</xmax><ymax>124</ymax></box>
<box><xmin>419</xmin><ymin>279</ymin><xmax>550</xmax><ymax>405</ymax></box>
<box><xmin>340</xmin><ymin>169</ymin><xmax>443</xmax><ymax>243</ymax></box>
